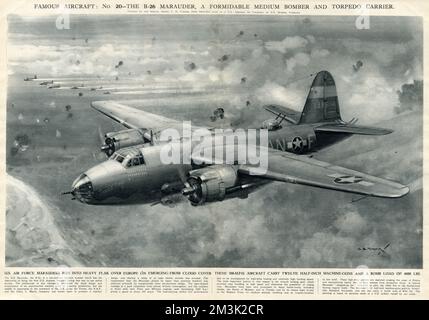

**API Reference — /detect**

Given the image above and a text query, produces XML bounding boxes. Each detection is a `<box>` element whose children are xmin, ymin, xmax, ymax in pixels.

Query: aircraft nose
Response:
<box><xmin>71</xmin><ymin>173</ymin><xmax>94</xmax><ymax>203</ymax></box>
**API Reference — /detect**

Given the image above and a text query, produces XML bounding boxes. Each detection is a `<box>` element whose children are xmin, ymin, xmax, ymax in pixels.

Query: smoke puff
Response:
<box><xmin>395</xmin><ymin>80</ymin><xmax>423</xmax><ymax>114</ymax></box>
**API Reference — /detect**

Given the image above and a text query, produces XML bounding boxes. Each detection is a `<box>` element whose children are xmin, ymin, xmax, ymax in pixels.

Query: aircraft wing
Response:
<box><xmin>264</xmin><ymin>104</ymin><xmax>301</xmax><ymax>125</ymax></box>
<box><xmin>240</xmin><ymin>151</ymin><xmax>409</xmax><ymax>198</ymax></box>
<box><xmin>91</xmin><ymin>100</ymin><xmax>202</xmax><ymax>135</ymax></box>
<box><xmin>314</xmin><ymin>123</ymin><xmax>393</xmax><ymax>135</ymax></box>
<box><xmin>191</xmin><ymin>145</ymin><xmax>409</xmax><ymax>198</ymax></box>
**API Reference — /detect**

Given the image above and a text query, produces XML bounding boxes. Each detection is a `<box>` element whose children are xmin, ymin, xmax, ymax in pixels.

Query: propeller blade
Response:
<box><xmin>97</xmin><ymin>126</ymin><xmax>112</xmax><ymax>158</ymax></box>
<box><xmin>177</xmin><ymin>165</ymin><xmax>189</xmax><ymax>184</ymax></box>
<box><xmin>182</xmin><ymin>185</ymin><xmax>194</xmax><ymax>196</ymax></box>
<box><xmin>97</xmin><ymin>126</ymin><xmax>105</xmax><ymax>144</ymax></box>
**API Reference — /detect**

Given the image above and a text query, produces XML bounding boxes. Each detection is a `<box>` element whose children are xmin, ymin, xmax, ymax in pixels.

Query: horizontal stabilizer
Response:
<box><xmin>264</xmin><ymin>104</ymin><xmax>301</xmax><ymax>125</ymax></box>
<box><xmin>315</xmin><ymin>124</ymin><xmax>393</xmax><ymax>135</ymax></box>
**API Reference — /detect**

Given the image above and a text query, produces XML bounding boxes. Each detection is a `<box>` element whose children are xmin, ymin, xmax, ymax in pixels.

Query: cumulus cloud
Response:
<box><xmin>395</xmin><ymin>80</ymin><xmax>423</xmax><ymax>114</ymax></box>
<box><xmin>334</xmin><ymin>209</ymin><xmax>368</xmax><ymax>236</ymax></box>
<box><xmin>254</xmin><ymin>81</ymin><xmax>304</xmax><ymax>109</ymax></box>
<box><xmin>344</xmin><ymin>72</ymin><xmax>398</xmax><ymax>123</ymax></box>
<box><xmin>285</xmin><ymin>52</ymin><xmax>311</xmax><ymax>72</ymax></box>
<box><xmin>265</xmin><ymin>36</ymin><xmax>308</xmax><ymax>53</ymax></box>
<box><xmin>310</xmin><ymin>48</ymin><xmax>330</xmax><ymax>59</ymax></box>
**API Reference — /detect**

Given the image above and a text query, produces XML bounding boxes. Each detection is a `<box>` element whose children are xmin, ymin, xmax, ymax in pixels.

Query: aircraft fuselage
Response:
<box><xmin>266</xmin><ymin>122</ymin><xmax>351</xmax><ymax>154</ymax></box>
<box><xmin>71</xmin><ymin>124</ymin><xmax>349</xmax><ymax>206</ymax></box>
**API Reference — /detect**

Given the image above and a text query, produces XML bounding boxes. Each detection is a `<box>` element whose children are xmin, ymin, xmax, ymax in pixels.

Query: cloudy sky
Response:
<box><xmin>6</xmin><ymin>15</ymin><xmax>423</xmax><ymax>268</ymax></box>
<box><xmin>8</xmin><ymin>15</ymin><xmax>423</xmax><ymax>123</ymax></box>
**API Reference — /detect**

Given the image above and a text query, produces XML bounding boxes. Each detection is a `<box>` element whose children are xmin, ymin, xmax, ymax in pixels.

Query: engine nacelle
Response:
<box><xmin>101</xmin><ymin>129</ymin><xmax>148</xmax><ymax>156</ymax></box>
<box><xmin>182</xmin><ymin>165</ymin><xmax>239</xmax><ymax>206</ymax></box>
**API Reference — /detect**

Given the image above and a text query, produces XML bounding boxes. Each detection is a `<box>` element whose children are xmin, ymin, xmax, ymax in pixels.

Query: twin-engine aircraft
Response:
<box><xmin>67</xmin><ymin>71</ymin><xmax>409</xmax><ymax>206</ymax></box>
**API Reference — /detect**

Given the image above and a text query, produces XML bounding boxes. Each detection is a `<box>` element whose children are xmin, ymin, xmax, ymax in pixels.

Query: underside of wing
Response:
<box><xmin>315</xmin><ymin>123</ymin><xmax>393</xmax><ymax>135</ymax></box>
<box><xmin>239</xmin><ymin>151</ymin><xmax>409</xmax><ymax>198</ymax></box>
<box><xmin>91</xmin><ymin>100</ymin><xmax>187</xmax><ymax>134</ymax></box>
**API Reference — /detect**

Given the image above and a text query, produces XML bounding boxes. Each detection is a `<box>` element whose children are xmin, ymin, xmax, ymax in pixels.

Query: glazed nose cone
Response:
<box><xmin>71</xmin><ymin>174</ymin><xmax>94</xmax><ymax>203</ymax></box>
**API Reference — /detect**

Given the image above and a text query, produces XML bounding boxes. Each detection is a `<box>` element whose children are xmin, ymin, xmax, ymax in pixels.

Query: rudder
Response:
<box><xmin>299</xmin><ymin>71</ymin><xmax>341</xmax><ymax>124</ymax></box>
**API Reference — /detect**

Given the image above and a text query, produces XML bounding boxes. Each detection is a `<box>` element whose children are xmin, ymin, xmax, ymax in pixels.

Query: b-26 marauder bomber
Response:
<box><xmin>65</xmin><ymin>71</ymin><xmax>409</xmax><ymax>207</ymax></box>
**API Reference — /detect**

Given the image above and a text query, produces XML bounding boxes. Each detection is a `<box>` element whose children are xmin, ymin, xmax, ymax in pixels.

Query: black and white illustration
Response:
<box><xmin>6</xmin><ymin>15</ymin><xmax>422</xmax><ymax>268</ymax></box>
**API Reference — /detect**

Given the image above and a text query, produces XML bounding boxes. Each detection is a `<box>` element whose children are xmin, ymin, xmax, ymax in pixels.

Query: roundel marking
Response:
<box><xmin>291</xmin><ymin>136</ymin><xmax>304</xmax><ymax>153</ymax></box>
<box><xmin>333</xmin><ymin>175</ymin><xmax>363</xmax><ymax>184</ymax></box>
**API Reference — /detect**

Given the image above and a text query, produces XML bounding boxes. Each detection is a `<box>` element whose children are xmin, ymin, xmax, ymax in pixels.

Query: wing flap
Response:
<box><xmin>315</xmin><ymin>124</ymin><xmax>393</xmax><ymax>135</ymax></box>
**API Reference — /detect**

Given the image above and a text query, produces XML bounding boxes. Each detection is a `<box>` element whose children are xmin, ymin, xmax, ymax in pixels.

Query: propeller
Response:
<box><xmin>97</xmin><ymin>126</ymin><xmax>113</xmax><ymax>158</ymax></box>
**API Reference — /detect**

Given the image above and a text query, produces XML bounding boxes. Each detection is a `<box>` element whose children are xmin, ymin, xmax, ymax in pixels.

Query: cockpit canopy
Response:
<box><xmin>262</xmin><ymin>119</ymin><xmax>282</xmax><ymax>131</ymax></box>
<box><xmin>110</xmin><ymin>146</ymin><xmax>145</xmax><ymax>168</ymax></box>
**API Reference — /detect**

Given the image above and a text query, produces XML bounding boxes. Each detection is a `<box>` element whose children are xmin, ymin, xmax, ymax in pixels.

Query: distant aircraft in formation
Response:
<box><xmin>39</xmin><ymin>80</ymin><xmax>53</xmax><ymax>85</ymax></box>
<box><xmin>23</xmin><ymin>75</ymin><xmax>37</xmax><ymax>81</ymax></box>
<box><xmin>64</xmin><ymin>71</ymin><xmax>409</xmax><ymax>207</ymax></box>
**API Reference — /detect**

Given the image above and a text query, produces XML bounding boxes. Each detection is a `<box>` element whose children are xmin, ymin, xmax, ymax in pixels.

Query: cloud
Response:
<box><xmin>341</xmin><ymin>39</ymin><xmax>408</xmax><ymax>67</ymax></box>
<box><xmin>343</xmin><ymin>72</ymin><xmax>398</xmax><ymax>123</ymax></box>
<box><xmin>298</xmin><ymin>232</ymin><xmax>356</xmax><ymax>266</ymax></box>
<box><xmin>265</xmin><ymin>36</ymin><xmax>308</xmax><ymax>53</ymax></box>
<box><xmin>254</xmin><ymin>81</ymin><xmax>304</xmax><ymax>109</ymax></box>
<box><xmin>310</xmin><ymin>48</ymin><xmax>330</xmax><ymax>59</ymax></box>
<box><xmin>334</xmin><ymin>209</ymin><xmax>368</xmax><ymax>236</ymax></box>
<box><xmin>7</xmin><ymin>44</ymin><xmax>62</xmax><ymax>62</ymax></box>
<box><xmin>286</xmin><ymin>52</ymin><xmax>311</xmax><ymax>72</ymax></box>
<box><xmin>395</xmin><ymin>80</ymin><xmax>423</xmax><ymax>114</ymax></box>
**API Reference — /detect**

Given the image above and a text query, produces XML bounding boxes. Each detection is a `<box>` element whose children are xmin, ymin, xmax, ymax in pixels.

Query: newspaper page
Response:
<box><xmin>0</xmin><ymin>0</ymin><xmax>427</xmax><ymax>301</ymax></box>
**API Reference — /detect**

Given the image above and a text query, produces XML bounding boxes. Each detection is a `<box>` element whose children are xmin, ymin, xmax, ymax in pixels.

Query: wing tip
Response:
<box><xmin>365</xmin><ymin>127</ymin><xmax>394</xmax><ymax>135</ymax></box>
<box><xmin>378</xmin><ymin>185</ymin><xmax>410</xmax><ymax>198</ymax></box>
<box><xmin>90</xmin><ymin>100</ymin><xmax>103</xmax><ymax>109</ymax></box>
<box><xmin>379</xmin><ymin>128</ymin><xmax>394</xmax><ymax>135</ymax></box>
<box><xmin>395</xmin><ymin>185</ymin><xmax>410</xmax><ymax>198</ymax></box>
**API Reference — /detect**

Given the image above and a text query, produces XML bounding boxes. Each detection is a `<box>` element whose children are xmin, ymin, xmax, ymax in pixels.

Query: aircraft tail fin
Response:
<box><xmin>299</xmin><ymin>71</ymin><xmax>342</xmax><ymax>124</ymax></box>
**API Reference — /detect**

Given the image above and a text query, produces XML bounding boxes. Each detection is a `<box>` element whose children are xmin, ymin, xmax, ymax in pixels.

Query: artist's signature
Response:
<box><xmin>358</xmin><ymin>243</ymin><xmax>391</xmax><ymax>256</ymax></box>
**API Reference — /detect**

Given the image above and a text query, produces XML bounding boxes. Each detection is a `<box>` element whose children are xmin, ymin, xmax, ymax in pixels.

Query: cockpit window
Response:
<box><xmin>126</xmin><ymin>155</ymin><xmax>145</xmax><ymax>168</ymax></box>
<box><xmin>116</xmin><ymin>155</ymin><xmax>125</xmax><ymax>163</ymax></box>
<box><xmin>110</xmin><ymin>148</ymin><xmax>145</xmax><ymax>168</ymax></box>
<box><xmin>110</xmin><ymin>153</ymin><xmax>125</xmax><ymax>163</ymax></box>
